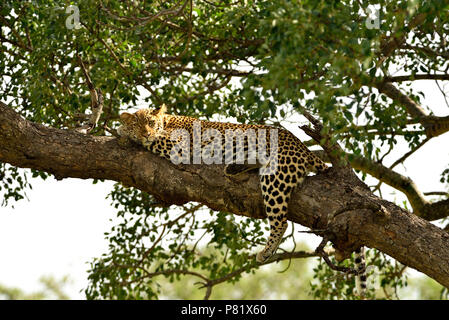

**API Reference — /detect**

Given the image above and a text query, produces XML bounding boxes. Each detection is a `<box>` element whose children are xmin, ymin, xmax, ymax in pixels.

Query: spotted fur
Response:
<box><xmin>118</xmin><ymin>106</ymin><xmax>329</xmax><ymax>263</ymax></box>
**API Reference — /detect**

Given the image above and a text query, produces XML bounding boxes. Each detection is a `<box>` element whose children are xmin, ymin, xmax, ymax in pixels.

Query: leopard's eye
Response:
<box><xmin>148</xmin><ymin>120</ymin><xmax>155</xmax><ymax>126</ymax></box>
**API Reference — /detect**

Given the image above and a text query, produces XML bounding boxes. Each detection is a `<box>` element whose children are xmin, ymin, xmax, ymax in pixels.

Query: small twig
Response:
<box><xmin>378</xmin><ymin>142</ymin><xmax>395</xmax><ymax>164</ymax></box>
<box><xmin>297</xmin><ymin>229</ymin><xmax>327</xmax><ymax>235</ymax></box>
<box><xmin>75</xmin><ymin>54</ymin><xmax>104</xmax><ymax>134</ymax></box>
<box><xmin>389</xmin><ymin>136</ymin><xmax>431</xmax><ymax>170</ymax></box>
<box><xmin>315</xmin><ymin>236</ymin><xmax>354</xmax><ymax>274</ymax></box>
<box><xmin>434</xmin><ymin>80</ymin><xmax>449</xmax><ymax>110</ymax></box>
<box><xmin>423</xmin><ymin>191</ymin><xmax>449</xmax><ymax>196</ymax></box>
<box><xmin>103</xmin><ymin>125</ymin><xmax>119</xmax><ymax>137</ymax></box>
<box><xmin>298</xmin><ymin>109</ymin><xmax>350</xmax><ymax>169</ymax></box>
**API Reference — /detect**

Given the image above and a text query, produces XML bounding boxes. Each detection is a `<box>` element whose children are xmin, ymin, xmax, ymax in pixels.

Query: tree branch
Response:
<box><xmin>377</xmin><ymin>12</ymin><xmax>428</xmax><ymax>67</ymax></box>
<box><xmin>375</xmin><ymin>81</ymin><xmax>428</xmax><ymax>119</ymax></box>
<box><xmin>369</xmin><ymin>8</ymin><xmax>449</xmax><ymax>138</ymax></box>
<box><xmin>314</xmin><ymin>149</ymin><xmax>449</xmax><ymax>221</ymax></box>
<box><xmin>400</xmin><ymin>44</ymin><xmax>449</xmax><ymax>60</ymax></box>
<box><xmin>353</xmin><ymin>158</ymin><xmax>449</xmax><ymax>221</ymax></box>
<box><xmin>75</xmin><ymin>54</ymin><xmax>104</xmax><ymax>134</ymax></box>
<box><xmin>1</xmin><ymin>102</ymin><xmax>449</xmax><ymax>288</ymax></box>
<box><xmin>384</xmin><ymin>74</ymin><xmax>449</xmax><ymax>82</ymax></box>
<box><xmin>375</xmin><ymin>81</ymin><xmax>449</xmax><ymax>138</ymax></box>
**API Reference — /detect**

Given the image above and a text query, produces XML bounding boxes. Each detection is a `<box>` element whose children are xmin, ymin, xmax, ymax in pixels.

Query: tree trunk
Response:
<box><xmin>1</xmin><ymin>102</ymin><xmax>448</xmax><ymax>287</ymax></box>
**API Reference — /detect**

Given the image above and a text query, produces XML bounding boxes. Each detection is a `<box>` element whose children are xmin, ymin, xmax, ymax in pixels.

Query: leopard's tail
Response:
<box><xmin>354</xmin><ymin>246</ymin><xmax>367</xmax><ymax>298</ymax></box>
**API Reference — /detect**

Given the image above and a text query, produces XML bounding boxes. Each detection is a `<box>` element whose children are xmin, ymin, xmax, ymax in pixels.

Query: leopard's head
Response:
<box><xmin>117</xmin><ymin>104</ymin><xmax>167</xmax><ymax>143</ymax></box>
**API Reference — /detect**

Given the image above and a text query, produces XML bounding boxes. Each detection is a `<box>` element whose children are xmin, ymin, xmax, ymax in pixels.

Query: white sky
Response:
<box><xmin>0</xmin><ymin>177</ymin><xmax>115</xmax><ymax>298</ymax></box>
<box><xmin>0</xmin><ymin>79</ymin><xmax>448</xmax><ymax>299</ymax></box>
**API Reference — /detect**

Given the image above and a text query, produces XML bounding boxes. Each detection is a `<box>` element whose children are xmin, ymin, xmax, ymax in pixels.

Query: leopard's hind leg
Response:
<box><xmin>256</xmin><ymin>163</ymin><xmax>305</xmax><ymax>263</ymax></box>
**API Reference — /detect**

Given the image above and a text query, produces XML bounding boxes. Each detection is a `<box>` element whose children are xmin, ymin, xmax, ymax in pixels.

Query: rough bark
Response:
<box><xmin>1</xmin><ymin>101</ymin><xmax>449</xmax><ymax>288</ymax></box>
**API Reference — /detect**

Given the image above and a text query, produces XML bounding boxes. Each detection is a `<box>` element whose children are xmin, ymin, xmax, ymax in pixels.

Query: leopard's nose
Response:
<box><xmin>141</xmin><ymin>130</ymin><xmax>150</xmax><ymax>137</ymax></box>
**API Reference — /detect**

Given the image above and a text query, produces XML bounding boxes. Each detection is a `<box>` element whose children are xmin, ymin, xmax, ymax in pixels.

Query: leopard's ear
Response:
<box><xmin>120</xmin><ymin>112</ymin><xmax>134</xmax><ymax>124</ymax></box>
<box><xmin>151</xmin><ymin>104</ymin><xmax>167</xmax><ymax>116</ymax></box>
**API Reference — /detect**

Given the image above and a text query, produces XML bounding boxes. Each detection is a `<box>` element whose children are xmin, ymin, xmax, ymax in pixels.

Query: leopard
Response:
<box><xmin>117</xmin><ymin>106</ymin><xmax>369</xmax><ymax>296</ymax></box>
<box><xmin>117</xmin><ymin>105</ymin><xmax>331</xmax><ymax>264</ymax></box>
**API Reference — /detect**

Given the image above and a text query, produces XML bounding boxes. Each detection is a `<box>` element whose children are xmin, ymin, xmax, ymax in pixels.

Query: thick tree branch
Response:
<box><xmin>1</xmin><ymin>102</ymin><xmax>449</xmax><ymax>288</ymax></box>
<box><xmin>375</xmin><ymin>81</ymin><xmax>428</xmax><ymax>119</ymax></box>
<box><xmin>349</xmin><ymin>154</ymin><xmax>449</xmax><ymax>221</ymax></box>
<box><xmin>313</xmin><ymin>149</ymin><xmax>449</xmax><ymax>221</ymax></box>
<box><xmin>375</xmin><ymin>81</ymin><xmax>449</xmax><ymax>138</ymax></box>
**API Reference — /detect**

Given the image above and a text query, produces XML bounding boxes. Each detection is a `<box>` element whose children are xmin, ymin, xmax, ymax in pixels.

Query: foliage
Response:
<box><xmin>157</xmin><ymin>254</ymin><xmax>315</xmax><ymax>299</ymax></box>
<box><xmin>0</xmin><ymin>164</ymin><xmax>29</xmax><ymax>207</ymax></box>
<box><xmin>1</xmin><ymin>0</ymin><xmax>449</xmax><ymax>299</ymax></box>
<box><xmin>85</xmin><ymin>184</ymin><xmax>269</xmax><ymax>299</ymax></box>
<box><xmin>311</xmin><ymin>247</ymin><xmax>408</xmax><ymax>300</ymax></box>
<box><xmin>0</xmin><ymin>275</ymin><xmax>71</xmax><ymax>300</ymax></box>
